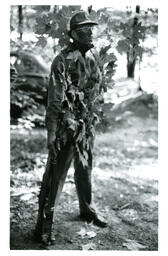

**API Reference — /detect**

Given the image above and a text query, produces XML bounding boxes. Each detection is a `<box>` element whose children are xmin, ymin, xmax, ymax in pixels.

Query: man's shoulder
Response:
<box><xmin>51</xmin><ymin>50</ymin><xmax>67</xmax><ymax>72</ymax></box>
<box><xmin>61</xmin><ymin>43</ymin><xmax>75</xmax><ymax>55</ymax></box>
<box><xmin>51</xmin><ymin>44</ymin><xmax>98</xmax><ymax>70</ymax></box>
<box><xmin>51</xmin><ymin>44</ymin><xmax>77</xmax><ymax>66</ymax></box>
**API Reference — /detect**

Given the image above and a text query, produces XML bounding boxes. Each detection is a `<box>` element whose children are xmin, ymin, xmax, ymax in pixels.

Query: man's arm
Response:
<box><xmin>45</xmin><ymin>55</ymin><xmax>65</xmax><ymax>151</ymax></box>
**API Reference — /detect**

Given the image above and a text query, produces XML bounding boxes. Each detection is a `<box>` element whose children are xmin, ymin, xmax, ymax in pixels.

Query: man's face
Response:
<box><xmin>72</xmin><ymin>24</ymin><xmax>95</xmax><ymax>46</ymax></box>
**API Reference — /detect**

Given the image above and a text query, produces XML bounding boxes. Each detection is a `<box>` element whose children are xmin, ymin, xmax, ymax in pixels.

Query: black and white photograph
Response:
<box><xmin>7</xmin><ymin>0</ymin><xmax>160</xmax><ymax>252</ymax></box>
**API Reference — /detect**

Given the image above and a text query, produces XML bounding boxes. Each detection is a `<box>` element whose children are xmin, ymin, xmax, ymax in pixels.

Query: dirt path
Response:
<box><xmin>10</xmin><ymin>100</ymin><xmax>158</xmax><ymax>250</ymax></box>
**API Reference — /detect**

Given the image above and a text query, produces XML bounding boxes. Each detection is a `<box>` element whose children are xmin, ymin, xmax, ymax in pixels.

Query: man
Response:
<box><xmin>35</xmin><ymin>11</ymin><xmax>107</xmax><ymax>244</ymax></box>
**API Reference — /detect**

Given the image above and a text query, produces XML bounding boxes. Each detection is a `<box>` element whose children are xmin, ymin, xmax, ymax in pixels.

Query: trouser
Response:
<box><xmin>36</xmin><ymin>135</ymin><xmax>96</xmax><ymax>236</ymax></box>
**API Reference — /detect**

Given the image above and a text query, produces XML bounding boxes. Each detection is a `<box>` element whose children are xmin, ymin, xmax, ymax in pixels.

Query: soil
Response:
<box><xmin>10</xmin><ymin>97</ymin><xmax>158</xmax><ymax>250</ymax></box>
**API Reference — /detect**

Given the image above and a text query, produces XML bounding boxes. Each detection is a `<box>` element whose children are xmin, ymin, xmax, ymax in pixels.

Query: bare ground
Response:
<box><xmin>10</xmin><ymin>97</ymin><xmax>158</xmax><ymax>250</ymax></box>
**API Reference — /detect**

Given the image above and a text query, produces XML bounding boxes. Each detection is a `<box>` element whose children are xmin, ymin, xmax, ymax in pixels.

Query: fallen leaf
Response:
<box><xmin>86</xmin><ymin>231</ymin><xmax>97</xmax><ymax>238</ymax></box>
<box><xmin>35</xmin><ymin>156</ymin><xmax>44</xmax><ymax>167</ymax></box>
<box><xmin>11</xmin><ymin>187</ymin><xmax>39</xmax><ymax>197</ymax></box>
<box><xmin>123</xmin><ymin>239</ymin><xmax>146</xmax><ymax>250</ymax></box>
<box><xmin>76</xmin><ymin>228</ymin><xmax>86</xmax><ymax>238</ymax></box>
<box><xmin>118</xmin><ymin>209</ymin><xmax>139</xmax><ymax>223</ymax></box>
<box><xmin>20</xmin><ymin>193</ymin><xmax>34</xmax><ymax>201</ymax></box>
<box><xmin>77</xmin><ymin>228</ymin><xmax>97</xmax><ymax>239</ymax></box>
<box><xmin>82</xmin><ymin>242</ymin><xmax>96</xmax><ymax>250</ymax></box>
<box><xmin>98</xmin><ymin>240</ymin><xmax>104</xmax><ymax>246</ymax></box>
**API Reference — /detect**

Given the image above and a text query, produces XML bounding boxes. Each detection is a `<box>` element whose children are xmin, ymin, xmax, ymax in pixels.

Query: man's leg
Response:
<box><xmin>74</xmin><ymin>141</ymin><xmax>107</xmax><ymax>228</ymax></box>
<box><xmin>35</xmin><ymin>140</ymin><xmax>74</xmax><ymax>242</ymax></box>
<box><xmin>74</xmin><ymin>145</ymin><xmax>95</xmax><ymax>215</ymax></box>
<box><xmin>35</xmin><ymin>154</ymin><xmax>52</xmax><ymax>240</ymax></box>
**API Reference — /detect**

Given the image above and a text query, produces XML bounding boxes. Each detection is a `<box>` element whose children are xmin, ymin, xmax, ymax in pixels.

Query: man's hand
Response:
<box><xmin>47</xmin><ymin>132</ymin><xmax>57</xmax><ymax>157</ymax></box>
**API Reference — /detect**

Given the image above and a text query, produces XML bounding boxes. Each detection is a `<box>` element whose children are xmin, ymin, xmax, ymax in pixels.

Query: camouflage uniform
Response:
<box><xmin>36</xmin><ymin>41</ymin><xmax>103</xmax><ymax>240</ymax></box>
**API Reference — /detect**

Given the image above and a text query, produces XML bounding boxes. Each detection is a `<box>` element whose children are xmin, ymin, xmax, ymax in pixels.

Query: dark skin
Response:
<box><xmin>71</xmin><ymin>25</ymin><xmax>95</xmax><ymax>55</ymax></box>
<box><xmin>48</xmin><ymin>24</ymin><xmax>95</xmax><ymax>157</ymax></box>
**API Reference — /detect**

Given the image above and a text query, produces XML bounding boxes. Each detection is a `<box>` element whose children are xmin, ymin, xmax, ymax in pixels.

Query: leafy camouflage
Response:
<box><xmin>46</xmin><ymin>43</ymin><xmax>117</xmax><ymax>166</ymax></box>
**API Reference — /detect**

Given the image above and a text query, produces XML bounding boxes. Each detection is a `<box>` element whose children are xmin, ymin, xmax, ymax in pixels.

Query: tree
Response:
<box><xmin>18</xmin><ymin>6</ymin><xmax>23</xmax><ymax>40</ymax></box>
<box><xmin>127</xmin><ymin>5</ymin><xmax>140</xmax><ymax>78</ymax></box>
<box><xmin>116</xmin><ymin>6</ymin><xmax>157</xmax><ymax>79</ymax></box>
<box><xmin>35</xmin><ymin>5</ymin><xmax>81</xmax><ymax>50</ymax></box>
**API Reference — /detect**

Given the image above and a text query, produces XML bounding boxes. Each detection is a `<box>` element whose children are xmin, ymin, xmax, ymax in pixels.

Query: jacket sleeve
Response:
<box><xmin>45</xmin><ymin>55</ymin><xmax>65</xmax><ymax>133</ymax></box>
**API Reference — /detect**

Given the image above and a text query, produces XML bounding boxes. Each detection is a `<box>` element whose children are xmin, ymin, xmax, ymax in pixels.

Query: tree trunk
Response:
<box><xmin>10</xmin><ymin>6</ymin><xmax>14</xmax><ymax>29</ymax></box>
<box><xmin>127</xmin><ymin>52</ymin><xmax>136</xmax><ymax>78</ymax></box>
<box><xmin>53</xmin><ymin>5</ymin><xmax>58</xmax><ymax>54</ymax></box>
<box><xmin>127</xmin><ymin>5</ymin><xmax>140</xmax><ymax>78</ymax></box>
<box><xmin>18</xmin><ymin>5</ymin><xmax>23</xmax><ymax>40</ymax></box>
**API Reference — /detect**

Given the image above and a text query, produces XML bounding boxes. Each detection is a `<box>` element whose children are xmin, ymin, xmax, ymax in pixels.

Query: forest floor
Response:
<box><xmin>10</xmin><ymin>94</ymin><xmax>158</xmax><ymax>251</ymax></box>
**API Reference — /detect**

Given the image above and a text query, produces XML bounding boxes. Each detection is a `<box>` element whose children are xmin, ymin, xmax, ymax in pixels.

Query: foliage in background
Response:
<box><xmin>10</xmin><ymin>5</ymin><xmax>158</xmax><ymax>62</ymax></box>
<box><xmin>35</xmin><ymin>5</ymin><xmax>81</xmax><ymax>49</ymax></box>
<box><xmin>10</xmin><ymin>81</ymin><xmax>46</xmax><ymax>128</ymax></box>
<box><xmin>34</xmin><ymin>5</ymin><xmax>158</xmax><ymax>63</ymax></box>
<box><xmin>10</xmin><ymin>5</ymin><xmax>158</xmax><ymax>130</ymax></box>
